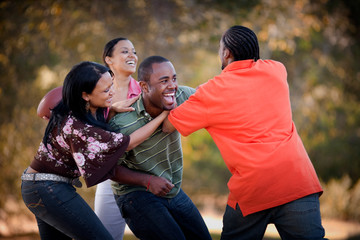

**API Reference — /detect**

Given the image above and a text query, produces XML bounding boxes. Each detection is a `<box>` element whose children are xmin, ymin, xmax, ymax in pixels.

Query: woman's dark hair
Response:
<box><xmin>102</xmin><ymin>37</ymin><xmax>128</xmax><ymax>67</ymax></box>
<box><xmin>43</xmin><ymin>61</ymin><xmax>111</xmax><ymax>146</ymax></box>
<box><xmin>222</xmin><ymin>25</ymin><xmax>260</xmax><ymax>61</ymax></box>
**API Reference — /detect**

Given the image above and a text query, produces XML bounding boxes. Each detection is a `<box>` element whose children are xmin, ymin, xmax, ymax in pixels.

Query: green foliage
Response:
<box><xmin>181</xmin><ymin>130</ymin><xmax>231</xmax><ymax>196</ymax></box>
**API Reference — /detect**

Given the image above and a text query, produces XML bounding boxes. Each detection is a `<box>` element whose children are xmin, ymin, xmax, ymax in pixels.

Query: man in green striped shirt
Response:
<box><xmin>109</xmin><ymin>56</ymin><xmax>211</xmax><ymax>240</ymax></box>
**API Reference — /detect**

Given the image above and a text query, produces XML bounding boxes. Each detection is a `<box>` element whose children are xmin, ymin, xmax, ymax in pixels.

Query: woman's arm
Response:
<box><xmin>126</xmin><ymin>111</ymin><xmax>169</xmax><ymax>150</ymax></box>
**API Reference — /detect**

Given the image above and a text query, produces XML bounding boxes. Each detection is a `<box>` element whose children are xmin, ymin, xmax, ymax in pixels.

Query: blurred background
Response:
<box><xmin>0</xmin><ymin>0</ymin><xmax>359</xmax><ymax>239</ymax></box>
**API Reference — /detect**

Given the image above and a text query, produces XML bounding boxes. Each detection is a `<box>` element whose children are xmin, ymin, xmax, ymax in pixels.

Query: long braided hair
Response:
<box><xmin>222</xmin><ymin>25</ymin><xmax>260</xmax><ymax>62</ymax></box>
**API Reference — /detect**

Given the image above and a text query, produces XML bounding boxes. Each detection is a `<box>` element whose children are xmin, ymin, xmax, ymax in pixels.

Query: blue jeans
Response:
<box><xmin>21</xmin><ymin>180</ymin><xmax>113</xmax><ymax>240</ymax></box>
<box><xmin>115</xmin><ymin>189</ymin><xmax>212</xmax><ymax>240</ymax></box>
<box><xmin>221</xmin><ymin>193</ymin><xmax>327</xmax><ymax>240</ymax></box>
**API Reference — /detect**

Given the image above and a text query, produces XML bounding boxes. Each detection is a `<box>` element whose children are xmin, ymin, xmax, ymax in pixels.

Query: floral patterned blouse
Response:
<box><xmin>30</xmin><ymin>114</ymin><xmax>130</xmax><ymax>187</ymax></box>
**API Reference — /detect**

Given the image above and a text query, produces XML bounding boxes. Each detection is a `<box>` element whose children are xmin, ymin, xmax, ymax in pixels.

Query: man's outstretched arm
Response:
<box><xmin>162</xmin><ymin>116</ymin><xmax>177</xmax><ymax>133</ymax></box>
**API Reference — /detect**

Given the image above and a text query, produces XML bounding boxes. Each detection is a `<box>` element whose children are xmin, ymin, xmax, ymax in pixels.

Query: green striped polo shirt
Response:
<box><xmin>109</xmin><ymin>86</ymin><xmax>195</xmax><ymax>198</ymax></box>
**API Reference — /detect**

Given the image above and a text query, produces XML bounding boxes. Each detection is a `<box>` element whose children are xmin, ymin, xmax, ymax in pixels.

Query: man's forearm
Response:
<box><xmin>110</xmin><ymin>165</ymin><xmax>175</xmax><ymax>196</ymax></box>
<box><xmin>162</xmin><ymin>116</ymin><xmax>176</xmax><ymax>133</ymax></box>
<box><xmin>111</xmin><ymin>165</ymin><xmax>148</xmax><ymax>187</ymax></box>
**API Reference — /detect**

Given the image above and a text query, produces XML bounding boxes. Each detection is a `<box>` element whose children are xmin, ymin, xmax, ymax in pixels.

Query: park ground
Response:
<box><xmin>1</xmin><ymin>207</ymin><xmax>360</xmax><ymax>240</ymax></box>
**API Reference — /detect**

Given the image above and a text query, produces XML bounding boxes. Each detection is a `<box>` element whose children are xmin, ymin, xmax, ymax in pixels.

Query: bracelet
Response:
<box><xmin>146</xmin><ymin>175</ymin><xmax>153</xmax><ymax>191</ymax></box>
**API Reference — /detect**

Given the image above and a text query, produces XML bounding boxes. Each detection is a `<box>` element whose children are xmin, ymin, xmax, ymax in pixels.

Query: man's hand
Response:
<box><xmin>148</xmin><ymin>176</ymin><xmax>174</xmax><ymax>197</ymax></box>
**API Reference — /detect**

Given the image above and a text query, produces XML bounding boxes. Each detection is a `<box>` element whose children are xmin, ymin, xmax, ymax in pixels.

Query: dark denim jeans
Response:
<box><xmin>115</xmin><ymin>189</ymin><xmax>212</xmax><ymax>240</ymax></box>
<box><xmin>21</xmin><ymin>180</ymin><xmax>113</xmax><ymax>240</ymax></box>
<box><xmin>221</xmin><ymin>193</ymin><xmax>327</xmax><ymax>240</ymax></box>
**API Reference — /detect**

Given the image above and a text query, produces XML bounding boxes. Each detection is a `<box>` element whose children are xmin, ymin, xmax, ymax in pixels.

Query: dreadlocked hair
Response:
<box><xmin>222</xmin><ymin>25</ymin><xmax>260</xmax><ymax>61</ymax></box>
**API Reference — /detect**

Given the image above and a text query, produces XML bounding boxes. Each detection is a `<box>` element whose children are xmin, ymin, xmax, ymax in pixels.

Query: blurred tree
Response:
<box><xmin>0</xmin><ymin>0</ymin><xmax>359</xmax><ymax>224</ymax></box>
<box><xmin>285</xmin><ymin>0</ymin><xmax>360</xmax><ymax>183</ymax></box>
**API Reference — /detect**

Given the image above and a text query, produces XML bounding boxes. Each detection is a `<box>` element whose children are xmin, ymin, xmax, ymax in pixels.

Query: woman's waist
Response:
<box><xmin>22</xmin><ymin>166</ymin><xmax>82</xmax><ymax>187</ymax></box>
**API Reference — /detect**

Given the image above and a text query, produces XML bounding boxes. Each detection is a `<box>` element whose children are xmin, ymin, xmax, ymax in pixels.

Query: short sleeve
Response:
<box><xmin>63</xmin><ymin>116</ymin><xmax>130</xmax><ymax>187</ymax></box>
<box><xmin>169</xmin><ymin>90</ymin><xmax>207</xmax><ymax>136</ymax></box>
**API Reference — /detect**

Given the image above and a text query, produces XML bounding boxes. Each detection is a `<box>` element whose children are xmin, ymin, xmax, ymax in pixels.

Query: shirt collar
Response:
<box><xmin>127</xmin><ymin>76</ymin><xmax>141</xmax><ymax>99</ymax></box>
<box><xmin>222</xmin><ymin>59</ymin><xmax>255</xmax><ymax>73</ymax></box>
<box><xmin>134</xmin><ymin>95</ymin><xmax>153</xmax><ymax>121</ymax></box>
<box><xmin>134</xmin><ymin>94</ymin><xmax>145</xmax><ymax>114</ymax></box>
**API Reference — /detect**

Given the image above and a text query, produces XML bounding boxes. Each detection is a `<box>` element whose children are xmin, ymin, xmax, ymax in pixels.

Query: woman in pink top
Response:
<box><xmin>95</xmin><ymin>38</ymin><xmax>142</xmax><ymax>240</ymax></box>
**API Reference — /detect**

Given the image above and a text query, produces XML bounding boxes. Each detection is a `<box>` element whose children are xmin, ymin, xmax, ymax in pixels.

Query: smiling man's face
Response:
<box><xmin>141</xmin><ymin>61</ymin><xmax>178</xmax><ymax>117</ymax></box>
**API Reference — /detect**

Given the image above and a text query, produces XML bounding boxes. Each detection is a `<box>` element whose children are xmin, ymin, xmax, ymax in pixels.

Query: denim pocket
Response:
<box><xmin>115</xmin><ymin>192</ymin><xmax>152</xmax><ymax>220</ymax></box>
<box><xmin>42</xmin><ymin>181</ymin><xmax>76</xmax><ymax>205</ymax></box>
<box><xmin>284</xmin><ymin>193</ymin><xmax>320</xmax><ymax>215</ymax></box>
<box><xmin>21</xmin><ymin>181</ymin><xmax>46</xmax><ymax>216</ymax></box>
<box><xmin>118</xmin><ymin>196</ymin><xmax>137</xmax><ymax>219</ymax></box>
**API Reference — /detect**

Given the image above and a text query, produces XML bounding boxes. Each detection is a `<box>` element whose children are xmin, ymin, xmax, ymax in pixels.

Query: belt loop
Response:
<box><xmin>72</xmin><ymin>178</ymin><xmax>82</xmax><ymax>188</ymax></box>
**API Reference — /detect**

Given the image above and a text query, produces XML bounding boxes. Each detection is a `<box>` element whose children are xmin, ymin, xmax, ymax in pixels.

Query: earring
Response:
<box><xmin>85</xmin><ymin>101</ymin><xmax>90</xmax><ymax>112</ymax></box>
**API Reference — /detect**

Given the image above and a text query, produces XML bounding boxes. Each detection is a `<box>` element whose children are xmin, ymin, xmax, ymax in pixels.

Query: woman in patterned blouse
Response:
<box><xmin>21</xmin><ymin>61</ymin><xmax>173</xmax><ymax>240</ymax></box>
